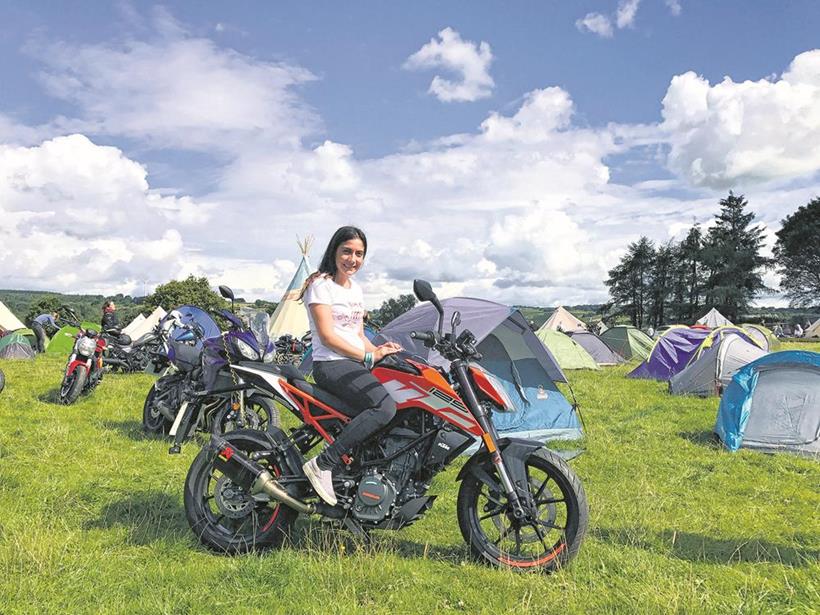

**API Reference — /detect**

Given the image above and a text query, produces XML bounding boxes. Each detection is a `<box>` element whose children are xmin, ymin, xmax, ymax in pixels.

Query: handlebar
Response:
<box><xmin>410</xmin><ymin>329</ymin><xmax>481</xmax><ymax>361</ymax></box>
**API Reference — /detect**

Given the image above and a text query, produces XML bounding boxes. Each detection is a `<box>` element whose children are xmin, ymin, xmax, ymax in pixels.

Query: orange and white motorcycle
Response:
<box><xmin>184</xmin><ymin>280</ymin><xmax>588</xmax><ymax>571</ymax></box>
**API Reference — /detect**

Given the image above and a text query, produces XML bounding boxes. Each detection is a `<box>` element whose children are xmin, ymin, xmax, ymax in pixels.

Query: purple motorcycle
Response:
<box><xmin>142</xmin><ymin>286</ymin><xmax>279</xmax><ymax>454</ymax></box>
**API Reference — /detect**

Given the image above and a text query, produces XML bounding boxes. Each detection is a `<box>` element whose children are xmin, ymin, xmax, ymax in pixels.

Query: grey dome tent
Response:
<box><xmin>375</xmin><ymin>297</ymin><xmax>582</xmax><ymax>444</ymax></box>
<box><xmin>715</xmin><ymin>351</ymin><xmax>820</xmax><ymax>456</ymax></box>
<box><xmin>567</xmin><ymin>331</ymin><xmax>625</xmax><ymax>366</ymax></box>
<box><xmin>669</xmin><ymin>333</ymin><xmax>767</xmax><ymax>397</ymax></box>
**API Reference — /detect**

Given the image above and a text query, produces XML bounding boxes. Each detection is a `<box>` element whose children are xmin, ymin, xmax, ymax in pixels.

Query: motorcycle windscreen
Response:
<box><xmin>248</xmin><ymin>311</ymin><xmax>272</xmax><ymax>349</ymax></box>
<box><xmin>172</xmin><ymin>305</ymin><xmax>222</xmax><ymax>348</ymax></box>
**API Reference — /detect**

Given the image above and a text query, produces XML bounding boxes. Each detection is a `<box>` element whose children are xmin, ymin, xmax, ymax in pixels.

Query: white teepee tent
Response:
<box><xmin>538</xmin><ymin>306</ymin><xmax>587</xmax><ymax>333</ymax></box>
<box><xmin>268</xmin><ymin>237</ymin><xmax>314</xmax><ymax>339</ymax></box>
<box><xmin>696</xmin><ymin>307</ymin><xmax>733</xmax><ymax>328</ymax></box>
<box><xmin>0</xmin><ymin>301</ymin><xmax>26</xmax><ymax>333</ymax></box>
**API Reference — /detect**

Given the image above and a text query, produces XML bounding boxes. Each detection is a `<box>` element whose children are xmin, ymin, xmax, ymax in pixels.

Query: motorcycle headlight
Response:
<box><xmin>263</xmin><ymin>350</ymin><xmax>276</xmax><ymax>363</ymax></box>
<box><xmin>77</xmin><ymin>337</ymin><xmax>97</xmax><ymax>356</ymax></box>
<box><xmin>235</xmin><ymin>338</ymin><xmax>260</xmax><ymax>360</ymax></box>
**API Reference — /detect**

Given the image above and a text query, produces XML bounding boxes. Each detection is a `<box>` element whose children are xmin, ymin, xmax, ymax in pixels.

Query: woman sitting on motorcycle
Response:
<box><xmin>300</xmin><ymin>226</ymin><xmax>401</xmax><ymax>506</ymax></box>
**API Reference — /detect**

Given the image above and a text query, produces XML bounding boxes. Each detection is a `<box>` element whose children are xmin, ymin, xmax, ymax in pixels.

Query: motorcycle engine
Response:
<box><xmin>352</xmin><ymin>471</ymin><xmax>396</xmax><ymax>523</ymax></box>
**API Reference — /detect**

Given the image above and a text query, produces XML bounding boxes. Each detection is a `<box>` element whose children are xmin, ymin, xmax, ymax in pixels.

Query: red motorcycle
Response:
<box><xmin>184</xmin><ymin>280</ymin><xmax>588</xmax><ymax>571</ymax></box>
<box><xmin>58</xmin><ymin>308</ymin><xmax>106</xmax><ymax>405</ymax></box>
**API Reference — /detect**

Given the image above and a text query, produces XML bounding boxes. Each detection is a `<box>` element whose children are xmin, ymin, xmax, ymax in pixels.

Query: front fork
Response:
<box><xmin>451</xmin><ymin>361</ymin><xmax>528</xmax><ymax>520</ymax></box>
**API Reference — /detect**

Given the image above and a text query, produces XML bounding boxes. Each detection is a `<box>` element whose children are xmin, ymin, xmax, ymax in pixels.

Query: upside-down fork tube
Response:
<box><xmin>210</xmin><ymin>435</ymin><xmax>315</xmax><ymax>515</ymax></box>
<box><xmin>168</xmin><ymin>400</ymin><xmax>196</xmax><ymax>454</ymax></box>
<box><xmin>451</xmin><ymin>359</ymin><xmax>526</xmax><ymax>519</ymax></box>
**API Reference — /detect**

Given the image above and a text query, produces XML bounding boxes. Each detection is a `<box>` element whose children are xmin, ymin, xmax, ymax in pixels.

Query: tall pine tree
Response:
<box><xmin>701</xmin><ymin>193</ymin><xmax>770</xmax><ymax>321</ymax></box>
<box><xmin>605</xmin><ymin>236</ymin><xmax>656</xmax><ymax>328</ymax></box>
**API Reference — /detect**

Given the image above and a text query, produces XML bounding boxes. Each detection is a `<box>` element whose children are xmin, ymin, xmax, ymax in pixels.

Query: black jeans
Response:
<box><xmin>313</xmin><ymin>359</ymin><xmax>397</xmax><ymax>470</ymax></box>
<box><xmin>31</xmin><ymin>322</ymin><xmax>47</xmax><ymax>353</ymax></box>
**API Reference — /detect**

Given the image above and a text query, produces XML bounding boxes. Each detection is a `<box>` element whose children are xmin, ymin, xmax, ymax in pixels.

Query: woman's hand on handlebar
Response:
<box><xmin>374</xmin><ymin>342</ymin><xmax>402</xmax><ymax>361</ymax></box>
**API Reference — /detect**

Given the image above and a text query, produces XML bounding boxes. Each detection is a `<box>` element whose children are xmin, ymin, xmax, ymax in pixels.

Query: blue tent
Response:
<box><xmin>715</xmin><ymin>351</ymin><xmax>820</xmax><ymax>455</ymax></box>
<box><xmin>375</xmin><ymin>297</ymin><xmax>582</xmax><ymax>444</ymax></box>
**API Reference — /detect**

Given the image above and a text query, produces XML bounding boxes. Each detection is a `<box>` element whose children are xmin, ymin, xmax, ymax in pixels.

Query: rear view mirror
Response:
<box><xmin>218</xmin><ymin>285</ymin><xmax>234</xmax><ymax>300</ymax></box>
<box><xmin>413</xmin><ymin>279</ymin><xmax>436</xmax><ymax>303</ymax></box>
<box><xmin>413</xmin><ymin>279</ymin><xmax>445</xmax><ymax>336</ymax></box>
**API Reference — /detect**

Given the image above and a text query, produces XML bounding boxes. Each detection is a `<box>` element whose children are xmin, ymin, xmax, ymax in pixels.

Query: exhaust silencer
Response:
<box><xmin>210</xmin><ymin>435</ymin><xmax>315</xmax><ymax>515</ymax></box>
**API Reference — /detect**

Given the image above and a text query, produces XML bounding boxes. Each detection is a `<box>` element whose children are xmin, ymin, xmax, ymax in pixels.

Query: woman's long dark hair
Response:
<box><xmin>299</xmin><ymin>226</ymin><xmax>367</xmax><ymax>299</ymax></box>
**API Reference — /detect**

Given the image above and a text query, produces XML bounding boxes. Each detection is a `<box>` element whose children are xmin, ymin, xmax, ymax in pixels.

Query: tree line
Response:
<box><xmin>604</xmin><ymin>193</ymin><xmax>820</xmax><ymax>328</ymax></box>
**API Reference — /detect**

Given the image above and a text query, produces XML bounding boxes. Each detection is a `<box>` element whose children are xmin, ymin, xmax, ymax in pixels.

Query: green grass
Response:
<box><xmin>1</xmin><ymin>348</ymin><xmax>819</xmax><ymax>614</ymax></box>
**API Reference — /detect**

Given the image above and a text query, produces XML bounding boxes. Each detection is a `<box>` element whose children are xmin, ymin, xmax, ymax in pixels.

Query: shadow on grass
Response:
<box><xmin>85</xmin><ymin>491</ymin><xmax>190</xmax><ymax>545</ymax></box>
<box><xmin>38</xmin><ymin>388</ymin><xmax>63</xmax><ymax>404</ymax></box>
<box><xmin>678</xmin><ymin>430</ymin><xmax>722</xmax><ymax>448</ymax></box>
<box><xmin>593</xmin><ymin>526</ymin><xmax>818</xmax><ymax>566</ymax></box>
<box><xmin>102</xmin><ymin>419</ymin><xmax>165</xmax><ymax>442</ymax></box>
<box><xmin>277</xmin><ymin>517</ymin><xmax>468</xmax><ymax>564</ymax></box>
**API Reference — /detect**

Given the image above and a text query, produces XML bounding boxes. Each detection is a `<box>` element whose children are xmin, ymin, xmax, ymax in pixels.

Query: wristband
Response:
<box><xmin>363</xmin><ymin>351</ymin><xmax>374</xmax><ymax>369</ymax></box>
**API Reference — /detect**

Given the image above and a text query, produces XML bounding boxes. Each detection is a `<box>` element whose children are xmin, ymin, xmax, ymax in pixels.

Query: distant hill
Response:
<box><xmin>0</xmin><ymin>289</ymin><xmax>148</xmax><ymax>327</ymax></box>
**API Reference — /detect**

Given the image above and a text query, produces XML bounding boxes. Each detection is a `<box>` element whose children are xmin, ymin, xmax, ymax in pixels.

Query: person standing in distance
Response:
<box><xmin>101</xmin><ymin>300</ymin><xmax>119</xmax><ymax>333</ymax></box>
<box><xmin>31</xmin><ymin>311</ymin><xmax>60</xmax><ymax>353</ymax></box>
<box><xmin>300</xmin><ymin>226</ymin><xmax>402</xmax><ymax>506</ymax></box>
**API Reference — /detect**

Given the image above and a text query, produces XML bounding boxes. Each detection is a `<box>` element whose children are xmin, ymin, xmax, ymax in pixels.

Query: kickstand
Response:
<box><xmin>342</xmin><ymin>517</ymin><xmax>372</xmax><ymax>547</ymax></box>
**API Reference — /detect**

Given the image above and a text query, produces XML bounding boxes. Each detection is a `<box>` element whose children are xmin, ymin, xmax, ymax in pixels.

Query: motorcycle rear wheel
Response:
<box><xmin>59</xmin><ymin>367</ymin><xmax>87</xmax><ymax>405</ymax></box>
<box><xmin>457</xmin><ymin>448</ymin><xmax>588</xmax><ymax>572</ymax></box>
<box><xmin>184</xmin><ymin>429</ymin><xmax>297</xmax><ymax>554</ymax></box>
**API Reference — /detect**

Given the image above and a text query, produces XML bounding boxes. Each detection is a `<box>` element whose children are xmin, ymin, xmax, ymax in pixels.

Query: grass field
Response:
<box><xmin>1</xmin><ymin>345</ymin><xmax>818</xmax><ymax>614</ymax></box>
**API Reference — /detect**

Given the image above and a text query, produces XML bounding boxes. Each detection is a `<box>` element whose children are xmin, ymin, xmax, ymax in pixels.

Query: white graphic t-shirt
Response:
<box><xmin>305</xmin><ymin>276</ymin><xmax>365</xmax><ymax>362</ymax></box>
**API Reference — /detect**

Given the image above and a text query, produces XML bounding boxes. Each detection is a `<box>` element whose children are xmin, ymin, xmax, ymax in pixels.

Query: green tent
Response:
<box><xmin>0</xmin><ymin>332</ymin><xmax>35</xmax><ymax>359</ymax></box>
<box><xmin>600</xmin><ymin>325</ymin><xmax>654</xmax><ymax>361</ymax></box>
<box><xmin>46</xmin><ymin>322</ymin><xmax>101</xmax><ymax>354</ymax></box>
<box><xmin>534</xmin><ymin>329</ymin><xmax>599</xmax><ymax>370</ymax></box>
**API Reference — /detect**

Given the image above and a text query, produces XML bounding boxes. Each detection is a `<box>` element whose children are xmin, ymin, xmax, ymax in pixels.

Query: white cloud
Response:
<box><xmin>576</xmin><ymin>13</ymin><xmax>613</xmax><ymax>38</ymax></box>
<box><xmin>403</xmin><ymin>27</ymin><xmax>494</xmax><ymax>102</ymax></box>
<box><xmin>616</xmin><ymin>0</ymin><xmax>642</xmax><ymax>29</ymax></box>
<box><xmin>665</xmin><ymin>0</ymin><xmax>682</xmax><ymax>16</ymax></box>
<box><xmin>28</xmin><ymin>11</ymin><xmax>318</xmax><ymax>153</ymax></box>
<box><xmin>661</xmin><ymin>49</ymin><xmax>820</xmax><ymax>187</ymax></box>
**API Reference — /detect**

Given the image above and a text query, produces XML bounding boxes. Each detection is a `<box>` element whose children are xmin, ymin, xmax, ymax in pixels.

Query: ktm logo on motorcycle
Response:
<box><xmin>218</xmin><ymin>446</ymin><xmax>234</xmax><ymax>462</ymax></box>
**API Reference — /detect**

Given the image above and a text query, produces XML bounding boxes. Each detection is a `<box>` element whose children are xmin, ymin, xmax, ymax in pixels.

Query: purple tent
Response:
<box><xmin>628</xmin><ymin>327</ymin><xmax>711</xmax><ymax>380</ymax></box>
<box><xmin>629</xmin><ymin>326</ymin><xmax>759</xmax><ymax>381</ymax></box>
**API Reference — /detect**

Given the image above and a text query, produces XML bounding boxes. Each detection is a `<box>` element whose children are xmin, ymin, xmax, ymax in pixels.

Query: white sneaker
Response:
<box><xmin>303</xmin><ymin>457</ymin><xmax>337</xmax><ymax>506</ymax></box>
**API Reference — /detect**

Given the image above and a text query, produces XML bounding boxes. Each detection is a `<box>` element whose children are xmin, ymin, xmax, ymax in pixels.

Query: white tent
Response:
<box><xmin>0</xmin><ymin>301</ymin><xmax>26</xmax><ymax>333</ymax></box>
<box><xmin>268</xmin><ymin>237</ymin><xmax>313</xmax><ymax>340</ymax></box>
<box><xmin>806</xmin><ymin>318</ymin><xmax>820</xmax><ymax>339</ymax></box>
<box><xmin>539</xmin><ymin>306</ymin><xmax>587</xmax><ymax>333</ymax></box>
<box><xmin>126</xmin><ymin>306</ymin><xmax>166</xmax><ymax>340</ymax></box>
<box><xmin>121</xmin><ymin>313</ymin><xmax>146</xmax><ymax>338</ymax></box>
<box><xmin>696</xmin><ymin>308</ymin><xmax>733</xmax><ymax>328</ymax></box>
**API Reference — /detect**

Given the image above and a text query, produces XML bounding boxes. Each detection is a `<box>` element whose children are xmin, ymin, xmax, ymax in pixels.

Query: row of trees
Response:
<box><xmin>604</xmin><ymin>193</ymin><xmax>819</xmax><ymax>328</ymax></box>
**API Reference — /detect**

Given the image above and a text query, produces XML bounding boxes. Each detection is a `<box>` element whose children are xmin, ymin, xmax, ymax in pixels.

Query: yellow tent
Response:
<box><xmin>267</xmin><ymin>237</ymin><xmax>314</xmax><ymax>340</ymax></box>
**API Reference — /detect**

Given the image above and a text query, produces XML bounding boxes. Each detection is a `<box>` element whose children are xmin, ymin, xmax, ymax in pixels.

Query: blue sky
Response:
<box><xmin>1</xmin><ymin>1</ymin><xmax>819</xmax><ymax>307</ymax></box>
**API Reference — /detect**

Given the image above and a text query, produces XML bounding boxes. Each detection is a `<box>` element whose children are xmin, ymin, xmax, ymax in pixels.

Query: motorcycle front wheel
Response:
<box><xmin>142</xmin><ymin>381</ymin><xmax>174</xmax><ymax>434</ymax></box>
<box><xmin>59</xmin><ymin>367</ymin><xmax>88</xmax><ymax>405</ymax></box>
<box><xmin>212</xmin><ymin>395</ymin><xmax>280</xmax><ymax>435</ymax></box>
<box><xmin>184</xmin><ymin>429</ymin><xmax>297</xmax><ymax>554</ymax></box>
<box><xmin>457</xmin><ymin>448</ymin><xmax>588</xmax><ymax>572</ymax></box>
